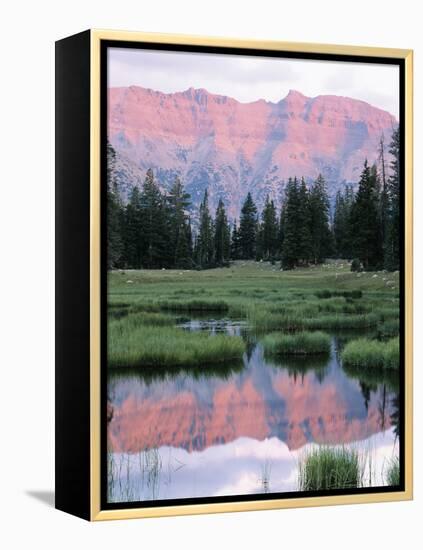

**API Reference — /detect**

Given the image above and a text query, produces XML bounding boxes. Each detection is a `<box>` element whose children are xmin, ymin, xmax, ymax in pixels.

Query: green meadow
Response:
<box><xmin>108</xmin><ymin>260</ymin><xmax>400</xmax><ymax>371</ymax></box>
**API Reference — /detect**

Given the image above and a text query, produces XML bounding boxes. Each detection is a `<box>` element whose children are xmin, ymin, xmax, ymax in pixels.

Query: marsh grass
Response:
<box><xmin>305</xmin><ymin>313</ymin><xmax>378</xmax><ymax>330</ymax></box>
<box><xmin>262</xmin><ymin>331</ymin><xmax>331</xmax><ymax>355</ymax></box>
<box><xmin>248</xmin><ymin>308</ymin><xmax>379</xmax><ymax>332</ymax></box>
<box><xmin>158</xmin><ymin>299</ymin><xmax>229</xmax><ymax>312</ymax></box>
<box><xmin>341</xmin><ymin>337</ymin><xmax>399</xmax><ymax>370</ymax></box>
<box><xmin>298</xmin><ymin>447</ymin><xmax>363</xmax><ymax>491</ymax></box>
<box><xmin>378</xmin><ymin>318</ymin><xmax>400</xmax><ymax>337</ymax></box>
<box><xmin>108</xmin><ymin>323</ymin><xmax>245</xmax><ymax>368</ymax></box>
<box><xmin>315</xmin><ymin>289</ymin><xmax>363</xmax><ymax>300</ymax></box>
<box><xmin>386</xmin><ymin>456</ymin><xmax>400</xmax><ymax>486</ymax></box>
<box><xmin>118</xmin><ymin>311</ymin><xmax>177</xmax><ymax>328</ymax></box>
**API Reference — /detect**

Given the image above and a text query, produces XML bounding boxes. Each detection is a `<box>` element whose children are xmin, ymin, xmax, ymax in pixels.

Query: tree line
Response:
<box><xmin>333</xmin><ymin>127</ymin><xmax>400</xmax><ymax>271</ymax></box>
<box><xmin>107</xmin><ymin>127</ymin><xmax>400</xmax><ymax>272</ymax></box>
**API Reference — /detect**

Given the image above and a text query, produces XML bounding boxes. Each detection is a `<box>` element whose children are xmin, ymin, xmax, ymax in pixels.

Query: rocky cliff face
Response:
<box><xmin>108</xmin><ymin>86</ymin><xmax>397</xmax><ymax>217</ymax></box>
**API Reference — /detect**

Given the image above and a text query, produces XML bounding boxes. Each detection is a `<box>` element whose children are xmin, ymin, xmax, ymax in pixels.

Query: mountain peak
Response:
<box><xmin>285</xmin><ymin>89</ymin><xmax>308</xmax><ymax>101</ymax></box>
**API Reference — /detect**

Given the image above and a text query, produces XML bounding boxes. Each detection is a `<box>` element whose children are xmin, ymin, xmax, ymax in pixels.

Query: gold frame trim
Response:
<box><xmin>89</xmin><ymin>29</ymin><xmax>413</xmax><ymax>521</ymax></box>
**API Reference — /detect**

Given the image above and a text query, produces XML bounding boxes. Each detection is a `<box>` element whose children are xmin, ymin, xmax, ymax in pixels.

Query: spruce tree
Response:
<box><xmin>309</xmin><ymin>174</ymin><xmax>333</xmax><ymax>264</ymax></box>
<box><xmin>333</xmin><ymin>185</ymin><xmax>355</xmax><ymax>258</ymax></box>
<box><xmin>140</xmin><ymin>169</ymin><xmax>169</xmax><ymax>268</ymax></box>
<box><xmin>260</xmin><ymin>195</ymin><xmax>279</xmax><ymax>260</ymax></box>
<box><xmin>124</xmin><ymin>185</ymin><xmax>143</xmax><ymax>268</ymax></box>
<box><xmin>167</xmin><ymin>176</ymin><xmax>192</xmax><ymax>268</ymax></box>
<box><xmin>281</xmin><ymin>178</ymin><xmax>300</xmax><ymax>269</ymax></box>
<box><xmin>239</xmin><ymin>192</ymin><xmax>258</xmax><ymax>259</ymax></box>
<box><xmin>350</xmin><ymin>160</ymin><xmax>383</xmax><ymax>270</ymax></box>
<box><xmin>106</xmin><ymin>141</ymin><xmax>124</xmax><ymax>269</ymax></box>
<box><xmin>195</xmin><ymin>189</ymin><xmax>214</xmax><ymax>268</ymax></box>
<box><xmin>231</xmin><ymin>220</ymin><xmax>241</xmax><ymax>260</ymax></box>
<box><xmin>296</xmin><ymin>178</ymin><xmax>312</xmax><ymax>264</ymax></box>
<box><xmin>214</xmin><ymin>198</ymin><xmax>231</xmax><ymax>266</ymax></box>
<box><xmin>384</xmin><ymin>127</ymin><xmax>400</xmax><ymax>271</ymax></box>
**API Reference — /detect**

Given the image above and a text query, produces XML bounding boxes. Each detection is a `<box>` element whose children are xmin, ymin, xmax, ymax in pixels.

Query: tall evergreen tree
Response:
<box><xmin>167</xmin><ymin>177</ymin><xmax>192</xmax><ymax>268</ymax></box>
<box><xmin>309</xmin><ymin>174</ymin><xmax>333</xmax><ymax>264</ymax></box>
<box><xmin>239</xmin><ymin>192</ymin><xmax>258</xmax><ymax>259</ymax></box>
<box><xmin>106</xmin><ymin>141</ymin><xmax>124</xmax><ymax>269</ymax></box>
<box><xmin>124</xmin><ymin>185</ymin><xmax>143</xmax><ymax>268</ymax></box>
<box><xmin>281</xmin><ymin>178</ymin><xmax>300</xmax><ymax>269</ymax></box>
<box><xmin>174</xmin><ymin>221</ymin><xmax>193</xmax><ymax>268</ymax></box>
<box><xmin>214</xmin><ymin>198</ymin><xmax>231</xmax><ymax>266</ymax></box>
<box><xmin>333</xmin><ymin>185</ymin><xmax>355</xmax><ymax>258</ymax></box>
<box><xmin>350</xmin><ymin>160</ymin><xmax>383</xmax><ymax>270</ymax></box>
<box><xmin>140</xmin><ymin>168</ymin><xmax>169</xmax><ymax>268</ymax></box>
<box><xmin>296</xmin><ymin>178</ymin><xmax>312</xmax><ymax>264</ymax></box>
<box><xmin>195</xmin><ymin>189</ymin><xmax>214</xmax><ymax>268</ymax></box>
<box><xmin>260</xmin><ymin>195</ymin><xmax>279</xmax><ymax>260</ymax></box>
<box><xmin>384</xmin><ymin>127</ymin><xmax>400</xmax><ymax>271</ymax></box>
<box><xmin>231</xmin><ymin>220</ymin><xmax>241</xmax><ymax>260</ymax></box>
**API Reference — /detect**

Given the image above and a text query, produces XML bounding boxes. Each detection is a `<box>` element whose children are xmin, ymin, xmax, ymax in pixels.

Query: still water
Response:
<box><xmin>107</xmin><ymin>320</ymin><xmax>399</xmax><ymax>503</ymax></box>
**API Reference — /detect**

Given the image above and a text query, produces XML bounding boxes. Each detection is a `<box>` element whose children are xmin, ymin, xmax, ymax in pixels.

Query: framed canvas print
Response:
<box><xmin>55</xmin><ymin>29</ymin><xmax>413</xmax><ymax>521</ymax></box>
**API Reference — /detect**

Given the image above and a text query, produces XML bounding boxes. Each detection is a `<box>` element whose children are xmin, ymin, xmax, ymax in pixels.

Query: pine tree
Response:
<box><xmin>214</xmin><ymin>198</ymin><xmax>231</xmax><ymax>266</ymax></box>
<box><xmin>296</xmin><ymin>178</ymin><xmax>312</xmax><ymax>264</ymax></box>
<box><xmin>195</xmin><ymin>189</ymin><xmax>214</xmax><ymax>268</ymax></box>
<box><xmin>106</xmin><ymin>141</ymin><xmax>124</xmax><ymax>269</ymax></box>
<box><xmin>260</xmin><ymin>195</ymin><xmax>279</xmax><ymax>260</ymax></box>
<box><xmin>239</xmin><ymin>192</ymin><xmax>258</xmax><ymax>259</ymax></box>
<box><xmin>174</xmin><ymin>222</ymin><xmax>193</xmax><ymax>269</ymax></box>
<box><xmin>124</xmin><ymin>185</ymin><xmax>143</xmax><ymax>268</ymax></box>
<box><xmin>281</xmin><ymin>178</ymin><xmax>300</xmax><ymax>269</ymax></box>
<box><xmin>140</xmin><ymin>169</ymin><xmax>169</xmax><ymax>268</ymax></box>
<box><xmin>350</xmin><ymin>160</ymin><xmax>383</xmax><ymax>270</ymax></box>
<box><xmin>167</xmin><ymin>177</ymin><xmax>192</xmax><ymax>268</ymax></box>
<box><xmin>231</xmin><ymin>220</ymin><xmax>241</xmax><ymax>260</ymax></box>
<box><xmin>384</xmin><ymin>127</ymin><xmax>400</xmax><ymax>271</ymax></box>
<box><xmin>309</xmin><ymin>174</ymin><xmax>333</xmax><ymax>264</ymax></box>
<box><xmin>333</xmin><ymin>185</ymin><xmax>355</xmax><ymax>258</ymax></box>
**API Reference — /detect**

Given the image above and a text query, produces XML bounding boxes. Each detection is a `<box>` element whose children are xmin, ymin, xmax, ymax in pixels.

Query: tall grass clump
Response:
<box><xmin>315</xmin><ymin>289</ymin><xmax>363</xmax><ymax>300</ymax></box>
<box><xmin>298</xmin><ymin>447</ymin><xmax>362</xmax><ymax>491</ymax></box>
<box><xmin>158</xmin><ymin>299</ymin><xmax>229</xmax><ymax>312</ymax></box>
<box><xmin>378</xmin><ymin>318</ymin><xmax>400</xmax><ymax>338</ymax></box>
<box><xmin>305</xmin><ymin>313</ymin><xmax>378</xmax><ymax>330</ymax></box>
<box><xmin>108</xmin><ymin>323</ymin><xmax>245</xmax><ymax>368</ymax></box>
<box><xmin>341</xmin><ymin>337</ymin><xmax>399</xmax><ymax>370</ymax></box>
<box><xmin>386</xmin><ymin>456</ymin><xmax>400</xmax><ymax>486</ymax></box>
<box><xmin>122</xmin><ymin>311</ymin><xmax>177</xmax><ymax>327</ymax></box>
<box><xmin>262</xmin><ymin>331</ymin><xmax>331</xmax><ymax>356</ymax></box>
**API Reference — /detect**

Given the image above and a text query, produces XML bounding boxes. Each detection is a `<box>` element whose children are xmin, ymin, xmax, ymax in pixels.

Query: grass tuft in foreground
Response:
<box><xmin>298</xmin><ymin>447</ymin><xmax>362</xmax><ymax>491</ymax></box>
<box><xmin>341</xmin><ymin>337</ymin><xmax>399</xmax><ymax>370</ymax></box>
<box><xmin>262</xmin><ymin>331</ymin><xmax>331</xmax><ymax>355</ymax></box>
<box><xmin>385</xmin><ymin>456</ymin><xmax>400</xmax><ymax>486</ymax></box>
<box><xmin>108</xmin><ymin>322</ymin><xmax>245</xmax><ymax>368</ymax></box>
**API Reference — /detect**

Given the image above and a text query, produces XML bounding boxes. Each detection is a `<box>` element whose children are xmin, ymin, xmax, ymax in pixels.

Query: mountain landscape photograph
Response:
<box><xmin>105</xmin><ymin>45</ymin><xmax>402</xmax><ymax>504</ymax></box>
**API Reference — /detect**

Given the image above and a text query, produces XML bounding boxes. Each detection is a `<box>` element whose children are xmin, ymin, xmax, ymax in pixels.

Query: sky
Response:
<box><xmin>108</xmin><ymin>47</ymin><xmax>400</xmax><ymax>119</ymax></box>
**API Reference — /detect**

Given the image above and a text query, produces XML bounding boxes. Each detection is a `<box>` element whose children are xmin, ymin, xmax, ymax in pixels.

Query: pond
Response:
<box><xmin>107</xmin><ymin>319</ymin><xmax>399</xmax><ymax>503</ymax></box>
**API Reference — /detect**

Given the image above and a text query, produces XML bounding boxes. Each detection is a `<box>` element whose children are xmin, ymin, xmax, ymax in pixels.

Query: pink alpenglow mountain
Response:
<box><xmin>108</xmin><ymin>85</ymin><xmax>397</xmax><ymax>217</ymax></box>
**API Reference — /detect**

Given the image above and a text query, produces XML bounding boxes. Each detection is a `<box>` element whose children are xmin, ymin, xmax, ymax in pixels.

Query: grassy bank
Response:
<box><xmin>108</xmin><ymin>322</ymin><xmax>246</xmax><ymax>368</ymax></box>
<box><xmin>262</xmin><ymin>331</ymin><xmax>331</xmax><ymax>356</ymax></box>
<box><xmin>341</xmin><ymin>337</ymin><xmax>399</xmax><ymax>370</ymax></box>
<box><xmin>298</xmin><ymin>447</ymin><xmax>363</xmax><ymax>491</ymax></box>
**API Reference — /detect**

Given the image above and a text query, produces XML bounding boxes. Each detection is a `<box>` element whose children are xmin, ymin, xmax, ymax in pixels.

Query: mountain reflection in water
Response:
<box><xmin>107</xmin><ymin>326</ymin><xmax>399</xmax><ymax>503</ymax></box>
